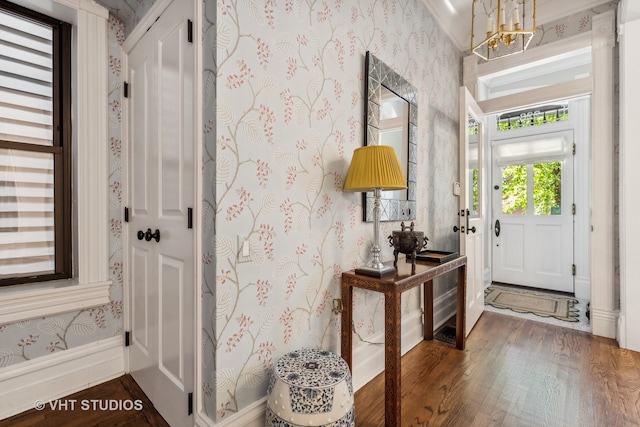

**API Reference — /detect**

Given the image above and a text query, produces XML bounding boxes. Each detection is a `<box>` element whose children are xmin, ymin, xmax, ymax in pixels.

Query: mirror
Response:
<box><xmin>363</xmin><ymin>51</ymin><xmax>417</xmax><ymax>222</ymax></box>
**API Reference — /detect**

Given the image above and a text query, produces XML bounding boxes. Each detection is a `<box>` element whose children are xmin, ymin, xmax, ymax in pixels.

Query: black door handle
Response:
<box><xmin>145</xmin><ymin>228</ymin><xmax>161</xmax><ymax>242</ymax></box>
<box><xmin>495</xmin><ymin>219</ymin><xmax>501</xmax><ymax>237</ymax></box>
<box><xmin>465</xmin><ymin>209</ymin><xmax>473</xmax><ymax>234</ymax></box>
<box><xmin>137</xmin><ymin>230</ymin><xmax>145</xmax><ymax>240</ymax></box>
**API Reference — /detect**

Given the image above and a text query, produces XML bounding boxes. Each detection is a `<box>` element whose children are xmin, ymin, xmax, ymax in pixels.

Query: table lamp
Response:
<box><xmin>343</xmin><ymin>145</ymin><xmax>407</xmax><ymax>277</ymax></box>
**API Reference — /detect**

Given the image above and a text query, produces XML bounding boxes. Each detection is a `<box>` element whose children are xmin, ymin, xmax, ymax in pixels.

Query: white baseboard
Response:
<box><xmin>591</xmin><ymin>307</ymin><xmax>618</xmax><ymax>339</ymax></box>
<box><xmin>195</xmin><ymin>397</ymin><xmax>267</xmax><ymax>427</ymax></box>
<box><xmin>194</xmin><ymin>291</ymin><xmax>458</xmax><ymax>426</ymax></box>
<box><xmin>0</xmin><ymin>336</ymin><xmax>125</xmax><ymax>420</ymax></box>
<box><xmin>433</xmin><ymin>287</ymin><xmax>458</xmax><ymax>331</ymax></box>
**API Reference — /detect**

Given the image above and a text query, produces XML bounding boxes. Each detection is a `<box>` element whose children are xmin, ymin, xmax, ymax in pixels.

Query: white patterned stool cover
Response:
<box><xmin>266</xmin><ymin>349</ymin><xmax>355</xmax><ymax>427</ymax></box>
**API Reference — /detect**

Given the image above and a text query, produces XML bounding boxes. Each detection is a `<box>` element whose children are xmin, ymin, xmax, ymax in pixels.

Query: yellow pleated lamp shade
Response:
<box><xmin>343</xmin><ymin>145</ymin><xmax>407</xmax><ymax>192</ymax></box>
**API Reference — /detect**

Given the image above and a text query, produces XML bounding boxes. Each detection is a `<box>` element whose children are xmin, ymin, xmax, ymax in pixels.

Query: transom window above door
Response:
<box><xmin>497</xmin><ymin>103</ymin><xmax>569</xmax><ymax>132</ymax></box>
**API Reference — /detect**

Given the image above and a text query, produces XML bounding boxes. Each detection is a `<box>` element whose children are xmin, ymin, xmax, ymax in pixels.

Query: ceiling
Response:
<box><xmin>422</xmin><ymin>0</ymin><xmax>615</xmax><ymax>52</ymax></box>
<box><xmin>92</xmin><ymin>0</ymin><xmax>617</xmax><ymax>49</ymax></box>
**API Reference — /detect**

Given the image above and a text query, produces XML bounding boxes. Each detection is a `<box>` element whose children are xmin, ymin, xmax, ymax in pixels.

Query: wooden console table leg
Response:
<box><xmin>385</xmin><ymin>288</ymin><xmax>402</xmax><ymax>427</ymax></box>
<box><xmin>423</xmin><ymin>279</ymin><xmax>434</xmax><ymax>340</ymax></box>
<box><xmin>341</xmin><ymin>281</ymin><xmax>353</xmax><ymax>368</ymax></box>
<box><xmin>456</xmin><ymin>264</ymin><xmax>466</xmax><ymax>350</ymax></box>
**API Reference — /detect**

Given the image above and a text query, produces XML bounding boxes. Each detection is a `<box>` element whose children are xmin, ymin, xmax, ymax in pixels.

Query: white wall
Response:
<box><xmin>618</xmin><ymin>0</ymin><xmax>640</xmax><ymax>351</ymax></box>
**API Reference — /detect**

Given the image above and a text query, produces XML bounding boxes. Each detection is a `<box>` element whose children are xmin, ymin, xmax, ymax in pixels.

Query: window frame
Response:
<box><xmin>0</xmin><ymin>0</ymin><xmax>73</xmax><ymax>286</ymax></box>
<box><xmin>0</xmin><ymin>0</ymin><xmax>111</xmax><ymax>325</ymax></box>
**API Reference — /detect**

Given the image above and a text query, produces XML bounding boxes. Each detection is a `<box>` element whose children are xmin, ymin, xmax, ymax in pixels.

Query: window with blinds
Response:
<box><xmin>0</xmin><ymin>1</ymin><xmax>72</xmax><ymax>286</ymax></box>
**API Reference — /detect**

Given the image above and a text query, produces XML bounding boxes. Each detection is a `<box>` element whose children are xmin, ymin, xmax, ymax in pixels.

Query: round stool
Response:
<box><xmin>265</xmin><ymin>349</ymin><xmax>355</xmax><ymax>427</ymax></box>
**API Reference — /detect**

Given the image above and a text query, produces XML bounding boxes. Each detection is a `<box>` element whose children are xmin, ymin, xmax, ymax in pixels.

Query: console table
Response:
<box><xmin>340</xmin><ymin>256</ymin><xmax>467</xmax><ymax>427</ymax></box>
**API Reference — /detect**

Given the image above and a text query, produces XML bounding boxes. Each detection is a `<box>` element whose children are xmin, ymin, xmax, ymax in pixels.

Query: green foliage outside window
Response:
<box><xmin>533</xmin><ymin>162</ymin><xmax>562</xmax><ymax>215</ymax></box>
<box><xmin>501</xmin><ymin>165</ymin><xmax>527</xmax><ymax>214</ymax></box>
<box><xmin>472</xmin><ymin>168</ymin><xmax>479</xmax><ymax>213</ymax></box>
<box><xmin>501</xmin><ymin>162</ymin><xmax>562</xmax><ymax>215</ymax></box>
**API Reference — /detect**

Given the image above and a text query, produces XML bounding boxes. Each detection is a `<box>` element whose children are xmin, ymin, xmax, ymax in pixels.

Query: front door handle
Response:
<box><xmin>495</xmin><ymin>219</ymin><xmax>501</xmax><ymax>237</ymax></box>
<box><xmin>465</xmin><ymin>209</ymin><xmax>474</xmax><ymax>234</ymax></box>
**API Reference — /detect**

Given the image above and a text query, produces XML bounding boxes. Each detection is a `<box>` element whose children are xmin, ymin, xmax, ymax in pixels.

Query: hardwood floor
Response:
<box><xmin>0</xmin><ymin>375</ymin><xmax>168</xmax><ymax>427</ymax></box>
<box><xmin>355</xmin><ymin>311</ymin><xmax>640</xmax><ymax>426</ymax></box>
<box><xmin>2</xmin><ymin>312</ymin><xmax>639</xmax><ymax>426</ymax></box>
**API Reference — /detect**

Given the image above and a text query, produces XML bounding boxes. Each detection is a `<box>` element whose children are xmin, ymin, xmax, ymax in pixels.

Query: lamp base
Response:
<box><xmin>355</xmin><ymin>264</ymin><xmax>396</xmax><ymax>278</ymax></box>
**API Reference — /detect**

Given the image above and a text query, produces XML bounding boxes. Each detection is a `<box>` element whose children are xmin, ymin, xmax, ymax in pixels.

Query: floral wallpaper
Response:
<box><xmin>203</xmin><ymin>0</ymin><xmax>461</xmax><ymax>421</ymax></box>
<box><xmin>0</xmin><ymin>17</ymin><xmax>125</xmax><ymax>369</ymax></box>
<box><xmin>531</xmin><ymin>1</ymin><xmax>618</xmax><ymax>46</ymax></box>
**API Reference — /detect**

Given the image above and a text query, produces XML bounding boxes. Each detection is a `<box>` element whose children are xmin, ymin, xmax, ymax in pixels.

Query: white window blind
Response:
<box><xmin>0</xmin><ymin>8</ymin><xmax>55</xmax><ymax>279</ymax></box>
<box><xmin>0</xmin><ymin>9</ymin><xmax>53</xmax><ymax>145</ymax></box>
<box><xmin>495</xmin><ymin>136</ymin><xmax>569</xmax><ymax>166</ymax></box>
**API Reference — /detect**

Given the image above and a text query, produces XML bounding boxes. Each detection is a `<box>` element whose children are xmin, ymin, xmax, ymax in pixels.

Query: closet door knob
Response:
<box><xmin>145</xmin><ymin>228</ymin><xmax>161</xmax><ymax>242</ymax></box>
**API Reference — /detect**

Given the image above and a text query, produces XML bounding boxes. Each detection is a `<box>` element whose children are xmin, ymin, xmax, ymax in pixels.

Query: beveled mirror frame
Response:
<box><xmin>363</xmin><ymin>51</ymin><xmax>418</xmax><ymax>222</ymax></box>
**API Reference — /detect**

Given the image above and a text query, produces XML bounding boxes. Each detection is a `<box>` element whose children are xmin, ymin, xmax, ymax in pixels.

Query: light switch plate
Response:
<box><xmin>237</xmin><ymin>236</ymin><xmax>250</xmax><ymax>263</ymax></box>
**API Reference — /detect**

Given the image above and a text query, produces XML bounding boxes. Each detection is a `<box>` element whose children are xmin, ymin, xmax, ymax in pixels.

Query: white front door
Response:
<box><xmin>127</xmin><ymin>1</ymin><xmax>196</xmax><ymax>425</ymax></box>
<box><xmin>459</xmin><ymin>87</ymin><xmax>486</xmax><ymax>335</ymax></box>
<box><xmin>491</xmin><ymin>130</ymin><xmax>574</xmax><ymax>292</ymax></box>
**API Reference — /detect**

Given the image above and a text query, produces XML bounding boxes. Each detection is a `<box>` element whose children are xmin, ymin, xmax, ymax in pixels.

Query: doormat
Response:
<box><xmin>434</xmin><ymin>325</ymin><xmax>457</xmax><ymax>345</ymax></box>
<box><xmin>485</xmin><ymin>286</ymin><xmax>579</xmax><ymax>322</ymax></box>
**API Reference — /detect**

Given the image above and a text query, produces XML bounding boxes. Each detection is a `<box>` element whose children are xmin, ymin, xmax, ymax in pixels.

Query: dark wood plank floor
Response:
<box><xmin>0</xmin><ymin>374</ymin><xmax>168</xmax><ymax>427</ymax></box>
<box><xmin>355</xmin><ymin>311</ymin><xmax>640</xmax><ymax>426</ymax></box>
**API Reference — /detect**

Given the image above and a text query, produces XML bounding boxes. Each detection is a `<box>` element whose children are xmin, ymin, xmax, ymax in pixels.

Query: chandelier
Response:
<box><xmin>471</xmin><ymin>0</ymin><xmax>536</xmax><ymax>61</ymax></box>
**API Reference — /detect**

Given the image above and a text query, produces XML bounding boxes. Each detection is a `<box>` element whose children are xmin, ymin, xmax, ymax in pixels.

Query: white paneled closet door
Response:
<box><xmin>127</xmin><ymin>0</ymin><xmax>196</xmax><ymax>425</ymax></box>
